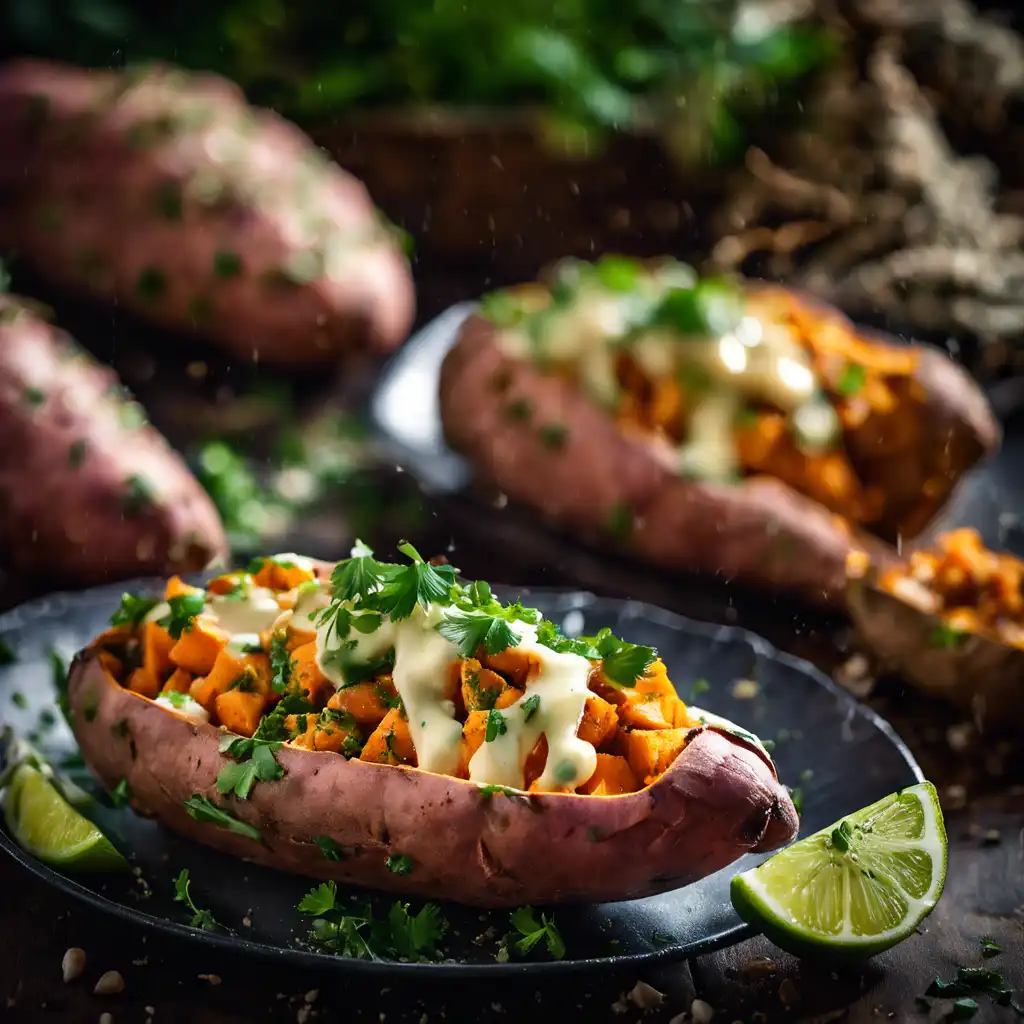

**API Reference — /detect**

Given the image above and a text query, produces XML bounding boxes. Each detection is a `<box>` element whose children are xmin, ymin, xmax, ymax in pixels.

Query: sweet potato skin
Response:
<box><xmin>68</xmin><ymin>648</ymin><xmax>798</xmax><ymax>908</ymax></box>
<box><xmin>439</xmin><ymin>307</ymin><xmax>996</xmax><ymax>606</ymax></box>
<box><xmin>0</xmin><ymin>298</ymin><xmax>226</xmax><ymax>586</ymax></box>
<box><xmin>0</xmin><ymin>59</ymin><xmax>414</xmax><ymax>368</ymax></box>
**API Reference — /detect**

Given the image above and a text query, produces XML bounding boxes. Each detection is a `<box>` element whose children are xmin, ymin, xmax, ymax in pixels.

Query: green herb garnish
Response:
<box><xmin>110</xmin><ymin>592</ymin><xmax>160</xmax><ymax>628</ymax></box>
<box><xmin>314</xmin><ymin>836</ymin><xmax>344</xmax><ymax>861</ymax></box>
<box><xmin>109</xmin><ymin>778</ymin><xmax>132</xmax><ymax>807</ymax></box>
<box><xmin>503</xmin><ymin>907</ymin><xmax>565</xmax><ymax>961</ymax></box>
<box><xmin>183</xmin><ymin>795</ymin><xmax>261</xmax><ymax>841</ymax></box>
<box><xmin>158</xmin><ymin>591</ymin><xmax>206</xmax><ymax>639</ymax></box>
<box><xmin>216</xmin><ymin>734</ymin><xmax>284</xmax><ymax>799</ymax></box>
<box><xmin>173</xmin><ymin>869</ymin><xmax>218</xmax><ymax>931</ymax></box>
<box><xmin>485</xmin><ymin>708</ymin><xmax>508</xmax><ymax>743</ymax></box>
<box><xmin>521</xmin><ymin>694</ymin><xmax>540</xmax><ymax>722</ymax></box>
<box><xmin>386</xmin><ymin>853</ymin><xmax>414</xmax><ymax>875</ymax></box>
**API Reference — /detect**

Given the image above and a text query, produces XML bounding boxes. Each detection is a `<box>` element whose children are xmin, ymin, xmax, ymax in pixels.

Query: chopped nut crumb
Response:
<box><xmin>62</xmin><ymin>947</ymin><xmax>86</xmax><ymax>983</ymax></box>
<box><xmin>691</xmin><ymin>998</ymin><xmax>715</xmax><ymax>1024</ymax></box>
<box><xmin>627</xmin><ymin>981</ymin><xmax>665</xmax><ymax>1011</ymax></box>
<box><xmin>304</xmin><ymin>990</ymin><xmax>319</xmax><ymax>1004</ymax></box>
<box><xmin>93</xmin><ymin>971</ymin><xmax>124</xmax><ymax>996</ymax></box>
<box><xmin>99</xmin><ymin>1013</ymin><xmax>113</xmax><ymax>1024</ymax></box>
<box><xmin>731</xmin><ymin>678</ymin><xmax>760</xmax><ymax>700</ymax></box>
<box><xmin>778</xmin><ymin>978</ymin><xmax>800</xmax><ymax>1007</ymax></box>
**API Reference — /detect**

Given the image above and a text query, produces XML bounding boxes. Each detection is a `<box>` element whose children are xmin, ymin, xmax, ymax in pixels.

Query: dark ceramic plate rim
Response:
<box><xmin>0</xmin><ymin>581</ymin><xmax>923</xmax><ymax>978</ymax></box>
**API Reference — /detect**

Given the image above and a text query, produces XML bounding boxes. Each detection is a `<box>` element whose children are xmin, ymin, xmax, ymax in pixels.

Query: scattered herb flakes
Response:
<box><xmin>386</xmin><ymin>853</ymin><xmax>414</xmax><ymax>875</ymax></box>
<box><xmin>183</xmin><ymin>795</ymin><xmax>261</xmax><ymax>841</ymax></box>
<box><xmin>829</xmin><ymin>820</ymin><xmax>853</xmax><ymax>853</ymax></box>
<box><xmin>188</xmin><ymin>294</ymin><xmax>214</xmax><ymax>324</ymax></box>
<box><xmin>135</xmin><ymin>266</ymin><xmax>167</xmax><ymax>301</ymax></box>
<box><xmin>606</xmin><ymin>501</ymin><xmax>634</xmax><ymax>542</ymax></box>
<box><xmin>82</xmin><ymin>691</ymin><xmax>100</xmax><ymax>723</ymax></box>
<box><xmin>314</xmin><ymin>836</ymin><xmax>344</xmax><ymax>861</ymax></box>
<box><xmin>23</xmin><ymin>387</ymin><xmax>46</xmax><ymax>407</ymax></box>
<box><xmin>109</xmin><ymin>778</ymin><xmax>132</xmax><ymax>807</ymax></box>
<box><xmin>688</xmin><ymin>678</ymin><xmax>710</xmax><ymax>701</ymax></box>
<box><xmin>980</xmin><ymin>937</ymin><xmax>1002</xmax><ymax>958</ymax></box>
<box><xmin>156</xmin><ymin>180</ymin><xmax>183</xmax><ymax>220</ymax></box>
<box><xmin>502</xmin><ymin>906</ymin><xmax>565</xmax><ymax>961</ymax></box>
<box><xmin>0</xmin><ymin>637</ymin><xmax>17</xmax><ymax>665</ymax></box>
<box><xmin>930</xmin><ymin>623</ymin><xmax>965</xmax><ymax>649</ymax></box>
<box><xmin>521</xmin><ymin>693</ymin><xmax>540</xmax><ymax>722</ymax></box>
<box><xmin>213</xmin><ymin>250</ymin><xmax>243</xmax><ymax>278</ymax></box>
<box><xmin>503</xmin><ymin>398</ymin><xmax>532</xmax><ymax>422</ymax></box>
<box><xmin>835</xmin><ymin>360</ymin><xmax>867</xmax><ymax>397</ymax></box>
<box><xmin>477</xmin><ymin>783</ymin><xmax>519</xmax><ymax>799</ymax></box>
<box><xmin>173</xmin><ymin>869</ymin><xmax>218</xmax><ymax>931</ymax></box>
<box><xmin>788</xmin><ymin>786</ymin><xmax>804</xmax><ymax>815</ymax></box>
<box><xmin>11</xmin><ymin>691</ymin><xmax>27</xmax><ymax>710</ymax></box>
<box><xmin>215</xmin><ymin>738</ymin><xmax>284</xmax><ymax>800</ymax></box>
<box><xmin>538</xmin><ymin>424</ymin><xmax>569</xmax><ymax>449</ymax></box>
<box><xmin>951</xmin><ymin>998</ymin><xmax>979</xmax><ymax>1019</ymax></box>
<box><xmin>68</xmin><ymin>439</ymin><xmax>88</xmax><ymax>468</ymax></box>
<box><xmin>121</xmin><ymin>474</ymin><xmax>155</xmax><ymax>517</ymax></box>
<box><xmin>158</xmin><ymin>591</ymin><xmax>206</xmax><ymax>639</ymax></box>
<box><xmin>484</xmin><ymin>708</ymin><xmax>508</xmax><ymax>743</ymax></box>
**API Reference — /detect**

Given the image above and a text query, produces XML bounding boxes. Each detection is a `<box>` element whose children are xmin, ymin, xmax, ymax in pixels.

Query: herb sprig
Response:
<box><xmin>173</xmin><ymin>868</ymin><xmax>218</xmax><ymax>931</ymax></box>
<box><xmin>496</xmin><ymin>907</ymin><xmax>566</xmax><ymax>961</ymax></box>
<box><xmin>317</xmin><ymin>542</ymin><xmax>657</xmax><ymax>686</ymax></box>
<box><xmin>216</xmin><ymin>734</ymin><xmax>285</xmax><ymax>799</ymax></box>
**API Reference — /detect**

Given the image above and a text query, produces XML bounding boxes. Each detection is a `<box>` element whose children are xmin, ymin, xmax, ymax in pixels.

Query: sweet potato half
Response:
<box><xmin>439</xmin><ymin>264</ymin><xmax>999</xmax><ymax>605</ymax></box>
<box><xmin>0</xmin><ymin>60</ymin><xmax>414</xmax><ymax>368</ymax></box>
<box><xmin>64</xmin><ymin>557</ymin><xmax>797</xmax><ymax>907</ymax></box>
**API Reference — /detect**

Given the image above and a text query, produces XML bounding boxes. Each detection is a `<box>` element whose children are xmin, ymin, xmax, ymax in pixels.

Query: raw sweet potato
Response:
<box><xmin>0</xmin><ymin>296</ymin><xmax>226</xmax><ymax>587</ymax></box>
<box><xmin>0</xmin><ymin>60</ymin><xmax>415</xmax><ymax>368</ymax></box>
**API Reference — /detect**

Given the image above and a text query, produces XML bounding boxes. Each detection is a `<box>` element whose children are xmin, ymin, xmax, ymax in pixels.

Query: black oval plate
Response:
<box><xmin>0</xmin><ymin>582</ymin><xmax>921</xmax><ymax>978</ymax></box>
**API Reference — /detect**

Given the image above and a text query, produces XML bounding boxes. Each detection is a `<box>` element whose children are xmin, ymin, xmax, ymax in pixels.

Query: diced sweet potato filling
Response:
<box><xmin>875</xmin><ymin>528</ymin><xmax>1024</xmax><ymax>649</ymax></box>
<box><xmin>92</xmin><ymin>563</ymin><xmax>708</xmax><ymax>793</ymax></box>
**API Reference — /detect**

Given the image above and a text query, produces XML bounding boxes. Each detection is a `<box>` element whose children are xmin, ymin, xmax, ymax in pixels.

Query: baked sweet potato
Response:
<box><xmin>0</xmin><ymin>59</ymin><xmax>414</xmax><ymax>368</ymax></box>
<box><xmin>64</xmin><ymin>545</ymin><xmax>797</xmax><ymax>907</ymax></box>
<box><xmin>0</xmin><ymin>295</ymin><xmax>226</xmax><ymax>586</ymax></box>
<box><xmin>845</xmin><ymin>530</ymin><xmax>1024</xmax><ymax>731</ymax></box>
<box><xmin>439</xmin><ymin>259</ymin><xmax>999</xmax><ymax>605</ymax></box>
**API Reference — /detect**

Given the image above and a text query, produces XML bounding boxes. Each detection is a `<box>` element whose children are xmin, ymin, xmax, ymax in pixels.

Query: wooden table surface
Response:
<box><xmin>1</xmin><ymin>285</ymin><xmax>1023</xmax><ymax>1023</ymax></box>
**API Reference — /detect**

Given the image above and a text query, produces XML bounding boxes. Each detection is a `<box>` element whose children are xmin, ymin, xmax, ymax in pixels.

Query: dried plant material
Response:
<box><xmin>707</xmin><ymin>0</ymin><xmax>1024</xmax><ymax>375</ymax></box>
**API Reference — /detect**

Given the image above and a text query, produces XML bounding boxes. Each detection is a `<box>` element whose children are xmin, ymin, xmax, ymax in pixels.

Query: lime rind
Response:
<box><xmin>3</xmin><ymin>764</ymin><xmax>128</xmax><ymax>873</ymax></box>
<box><xmin>731</xmin><ymin>782</ymin><xmax>947</xmax><ymax>960</ymax></box>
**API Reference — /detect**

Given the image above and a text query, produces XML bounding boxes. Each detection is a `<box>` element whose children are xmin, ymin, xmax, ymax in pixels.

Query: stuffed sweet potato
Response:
<box><xmin>846</xmin><ymin>529</ymin><xmax>1024</xmax><ymax>730</ymax></box>
<box><xmin>439</xmin><ymin>258</ymin><xmax>999</xmax><ymax>605</ymax></box>
<box><xmin>65</xmin><ymin>545</ymin><xmax>797</xmax><ymax>907</ymax></box>
<box><xmin>0</xmin><ymin>59</ymin><xmax>414</xmax><ymax>368</ymax></box>
<box><xmin>0</xmin><ymin>294</ymin><xmax>227</xmax><ymax>586</ymax></box>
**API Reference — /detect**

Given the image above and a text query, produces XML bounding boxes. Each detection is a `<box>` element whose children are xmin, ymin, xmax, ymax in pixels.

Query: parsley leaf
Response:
<box><xmin>173</xmin><ymin>868</ymin><xmax>218</xmax><ymax>931</ymax></box>
<box><xmin>981</xmin><ymin>937</ymin><xmax>1002</xmax><ymax>958</ymax></box>
<box><xmin>477</xmin><ymin>783</ymin><xmax>519</xmax><ymax>799</ymax></box>
<box><xmin>374</xmin><ymin>542</ymin><xmax>457</xmax><ymax>620</ymax></box>
<box><xmin>521</xmin><ymin>694</ymin><xmax>540</xmax><ymax>721</ymax></box>
<box><xmin>298</xmin><ymin>881</ymin><xmax>338</xmax><ymax>916</ymax></box>
<box><xmin>215</xmin><ymin>736</ymin><xmax>284</xmax><ymax>799</ymax></box>
<box><xmin>158</xmin><ymin>591</ymin><xmax>206</xmax><ymax>639</ymax></box>
<box><xmin>485</xmin><ymin>708</ymin><xmax>508</xmax><ymax>743</ymax></box>
<box><xmin>507</xmin><ymin>906</ymin><xmax>566</xmax><ymax>960</ymax></box>
<box><xmin>386</xmin><ymin>853</ymin><xmax>414</xmax><ymax>875</ymax></box>
<box><xmin>388</xmin><ymin>902</ymin><xmax>447</xmax><ymax>960</ymax></box>
<box><xmin>110</xmin><ymin>593</ymin><xmax>159</xmax><ymax>628</ymax></box>
<box><xmin>437</xmin><ymin>611</ymin><xmax>520</xmax><ymax>658</ymax></box>
<box><xmin>329</xmin><ymin>540</ymin><xmax>389</xmax><ymax>604</ymax></box>
<box><xmin>314</xmin><ymin>836</ymin><xmax>344</xmax><ymax>861</ymax></box>
<box><xmin>930</xmin><ymin>623</ymin><xmax>965</xmax><ymax>649</ymax></box>
<box><xmin>183</xmin><ymin>794</ymin><xmax>261</xmax><ymax>841</ymax></box>
<box><xmin>0</xmin><ymin>636</ymin><xmax>15</xmax><ymax>665</ymax></box>
<box><xmin>584</xmin><ymin>627</ymin><xmax>656</xmax><ymax>686</ymax></box>
<box><xmin>108</xmin><ymin>778</ymin><xmax>132</xmax><ymax>807</ymax></box>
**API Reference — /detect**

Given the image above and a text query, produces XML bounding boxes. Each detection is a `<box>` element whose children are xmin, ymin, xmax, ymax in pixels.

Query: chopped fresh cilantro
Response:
<box><xmin>158</xmin><ymin>688</ymin><xmax>192</xmax><ymax>709</ymax></box>
<box><xmin>328</xmin><ymin>540</ymin><xmax>388</xmax><ymax>603</ymax></box>
<box><xmin>121</xmin><ymin>474</ymin><xmax>155</xmax><ymax>517</ymax></box>
<box><xmin>109</xmin><ymin>778</ymin><xmax>132</xmax><ymax>808</ymax></box>
<box><xmin>605</xmin><ymin>501</ymin><xmax>634</xmax><ymax>542</ymax></box>
<box><xmin>830</xmin><ymin>820</ymin><xmax>853</xmax><ymax>853</ymax></box>
<box><xmin>110</xmin><ymin>592</ymin><xmax>160</xmax><ymax>628</ymax></box>
<box><xmin>135</xmin><ymin>265</ymin><xmax>167</xmax><ymax>301</ymax></box>
<box><xmin>183</xmin><ymin>795</ymin><xmax>261</xmax><ymax>841</ymax></box>
<box><xmin>374</xmin><ymin>542</ymin><xmax>458</xmax><ymax>620</ymax></box>
<box><xmin>477</xmin><ymin>783</ymin><xmax>519</xmax><ymax>799</ymax></box>
<box><xmin>980</xmin><ymin>937</ymin><xmax>1001</xmax><ymax>958</ymax></box>
<box><xmin>505</xmin><ymin>906</ymin><xmax>565</xmax><ymax>960</ymax></box>
<box><xmin>479</xmin><ymin>291</ymin><xmax>528</xmax><ymax>329</ymax></box>
<box><xmin>24</xmin><ymin>387</ymin><xmax>46</xmax><ymax>407</ymax></box>
<box><xmin>314</xmin><ymin>836</ymin><xmax>344</xmax><ymax>861</ymax></box>
<box><xmin>11</xmin><ymin>692</ymin><xmax>27</xmax><ymax>710</ymax></box>
<box><xmin>595</xmin><ymin>255</ymin><xmax>640</xmax><ymax>293</ymax></box>
<box><xmin>437</xmin><ymin>611</ymin><xmax>520</xmax><ymax>658</ymax></box>
<box><xmin>386</xmin><ymin>853</ymin><xmax>414</xmax><ymax>875</ymax></box>
<box><xmin>589</xmin><ymin>628</ymin><xmax>656</xmax><ymax>686</ymax></box>
<box><xmin>0</xmin><ymin>636</ymin><xmax>15</xmax><ymax>665</ymax></box>
<box><xmin>951</xmin><ymin>999</ymin><xmax>979</xmax><ymax>1019</ymax></box>
<box><xmin>51</xmin><ymin>649</ymin><xmax>69</xmax><ymax>723</ymax></box>
<box><xmin>521</xmin><ymin>694</ymin><xmax>540</xmax><ymax>722</ymax></box>
<box><xmin>158</xmin><ymin>591</ymin><xmax>206</xmax><ymax>639</ymax></box>
<box><xmin>648</xmin><ymin>278</ymin><xmax>744</xmax><ymax>337</ymax></box>
<box><xmin>930</xmin><ymin>623</ymin><xmax>964</xmax><ymax>649</ymax></box>
<box><xmin>788</xmin><ymin>786</ymin><xmax>804</xmax><ymax>815</ymax></box>
<box><xmin>267</xmin><ymin>632</ymin><xmax>294</xmax><ymax>694</ymax></box>
<box><xmin>503</xmin><ymin>398</ymin><xmax>532</xmax><ymax>422</ymax></box>
<box><xmin>835</xmin><ymin>360</ymin><xmax>867</xmax><ymax>397</ymax></box>
<box><xmin>298</xmin><ymin>881</ymin><xmax>338</xmax><ymax>916</ymax></box>
<box><xmin>538</xmin><ymin>424</ymin><xmax>569</xmax><ymax>449</ymax></box>
<box><xmin>485</xmin><ymin>708</ymin><xmax>508</xmax><ymax>743</ymax></box>
<box><xmin>212</xmin><ymin>250</ymin><xmax>243</xmax><ymax>278</ymax></box>
<box><xmin>173</xmin><ymin>869</ymin><xmax>218</xmax><ymax>931</ymax></box>
<box><xmin>216</xmin><ymin>735</ymin><xmax>284</xmax><ymax>799</ymax></box>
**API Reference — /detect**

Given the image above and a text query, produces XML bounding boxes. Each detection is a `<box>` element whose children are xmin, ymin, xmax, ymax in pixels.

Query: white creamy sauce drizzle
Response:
<box><xmin>267</xmin><ymin>553</ymin><xmax>316</xmax><ymax>572</ymax></box>
<box><xmin>496</xmin><ymin>268</ymin><xmax>839</xmax><ymax>480</ymax></box>
<box><xmin>154</xmin><ymin>693</ymin><xmax>209</xmax><ymax>726</ymax></box>
<box><xmin>289</xmin><ymin>580</ymin><xmax>333</xmax><ymax>635</ymax></box>
<box><xmin>312</xmin><ymin>600</ymin><xmax>596</xmax><ymax>791</ymax></box>
<box><xmin>466</xmin><ymin>622</ymin><xmax>596</xmax><ymax>791</ymax></box>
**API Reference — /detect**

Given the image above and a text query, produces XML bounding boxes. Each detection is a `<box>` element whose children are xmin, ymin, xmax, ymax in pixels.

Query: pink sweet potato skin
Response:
<box><xmin>0</xmin><ymin>59</ymin><xmax>414</xmax><ymax>368</ymax></box>
<box><xmin>440</xmin><ymin>313</ymin><xmax>903</xmax><ymax>607</ymax></box>
<box><xmin>68</xmin><ymin>651</ymin><xmax>797</xmax><ymax>908</ymax></box>
<box><xmin>0</xmin><ymin>297</ymin><xmax>227</xmax><ymax>585</ymax></box>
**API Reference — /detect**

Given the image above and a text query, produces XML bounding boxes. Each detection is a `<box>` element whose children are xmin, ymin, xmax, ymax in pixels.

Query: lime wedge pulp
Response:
<box><xmin>731</xmin><ymin>781</ymin><xmax>947</xmax><ymax>960</ymax></box>
<box><xmin>3</xmin><ymin>764</ymin><xmax>128</xmax><ymax>873</ymax></box>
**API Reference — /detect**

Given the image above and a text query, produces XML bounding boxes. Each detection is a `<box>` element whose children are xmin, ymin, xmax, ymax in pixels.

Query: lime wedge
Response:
<box><xmin>3</xmin><ymin>765</ymin><xmax>128</xmax><ymax>873</ymax></box>
<box><xmin>731</xmin><ymin>781</ymin><xmax>947</xmax><ymax>960</ymax></box>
